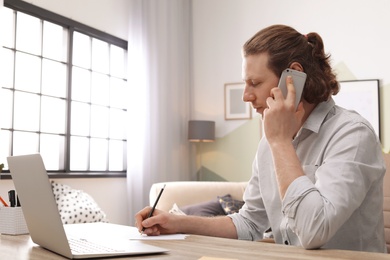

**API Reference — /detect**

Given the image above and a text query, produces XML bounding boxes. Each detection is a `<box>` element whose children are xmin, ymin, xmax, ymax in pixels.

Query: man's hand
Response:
<box><xmin>263</xmin><ymin>75</ymin><xmax>305</xmax><ymax>145</ymax></box>
<box><xmin>134</xmin><ymin>206</ymin><xmax>179</xmax><ymax>236</ymax></box>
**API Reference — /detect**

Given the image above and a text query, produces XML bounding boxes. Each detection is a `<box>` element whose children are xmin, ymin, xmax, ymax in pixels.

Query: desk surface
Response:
<box><xmin>1</xmin><ymin>234</ymin><xmax>389</xmax><ymax>260</ymax></box>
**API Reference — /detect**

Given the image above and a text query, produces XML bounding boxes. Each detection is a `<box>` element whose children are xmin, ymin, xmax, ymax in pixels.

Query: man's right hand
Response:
<box><xmin>134</xmin><ymin>206</ymin><xmax>179</xmax><ymax>236</ymax></box>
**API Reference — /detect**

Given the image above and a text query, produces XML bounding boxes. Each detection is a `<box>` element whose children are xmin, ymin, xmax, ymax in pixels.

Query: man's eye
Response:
<box><xmin>251</xmin><ymin>82</ymin><xmax>259</xmax><ymax>87</ymax></box>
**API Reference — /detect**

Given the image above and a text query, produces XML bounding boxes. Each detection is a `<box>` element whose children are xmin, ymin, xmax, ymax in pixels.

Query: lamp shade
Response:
<box><xmin>188</xmin><ymin>120</ymin><xmax>215</xmax><ymax>142</ymax></box>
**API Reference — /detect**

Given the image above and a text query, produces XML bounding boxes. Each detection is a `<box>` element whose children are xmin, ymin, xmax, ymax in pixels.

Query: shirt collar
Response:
<box><xmin>302</xmin><ymin>98</ymin><xmax>335</xmax><ymax>134</ymax></box>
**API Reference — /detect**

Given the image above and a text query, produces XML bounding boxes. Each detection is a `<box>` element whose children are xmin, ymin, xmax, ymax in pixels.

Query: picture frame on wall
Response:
<box><xmin>333</xmin><ymin>79</ymin><xmax>380</xmax><ymax>138</ymax></box>
<box><xmin>224</xmin><ymin>82</ymin><xmax>252</xmax><ymax>120</ymax></box>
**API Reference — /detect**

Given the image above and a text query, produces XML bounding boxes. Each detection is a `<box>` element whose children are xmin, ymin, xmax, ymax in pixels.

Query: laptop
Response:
<box><xmin>7</xmin><ymin>154</ymin><xmax>169</xmax><ymax>259</ymax></box>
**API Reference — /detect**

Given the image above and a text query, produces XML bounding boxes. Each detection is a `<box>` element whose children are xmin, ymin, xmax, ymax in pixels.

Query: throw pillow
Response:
<box><xmin>168</xmin><ymin>203</ymin><xmax>187</xmax><ymax>215</ymax></box>
<box><xmin>51</xmin><ymin>180</ymin><xmax>109</xmax><ymax>224</ymax></box>
<box><xmin>218</xmin><ymin>194</ymin><xmax>245</xmax><ymax>215</ymax></box>
<box><xmin>169</xmin><ymin>198</ymin><xmax>226</xmax><ymax>217</ymax></box>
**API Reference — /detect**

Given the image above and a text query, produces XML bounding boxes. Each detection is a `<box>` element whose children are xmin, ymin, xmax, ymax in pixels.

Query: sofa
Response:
<box><xmin>149</xmin><ymin>181</ymin><xmax>247</xmax><ymax>213</ymax></box>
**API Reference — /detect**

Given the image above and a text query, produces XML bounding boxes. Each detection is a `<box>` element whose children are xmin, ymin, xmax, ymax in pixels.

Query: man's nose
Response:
<box><xmin>243</xmin><ymin>91</ymin><xmax>255</xmax><ymax>102</ymax></box>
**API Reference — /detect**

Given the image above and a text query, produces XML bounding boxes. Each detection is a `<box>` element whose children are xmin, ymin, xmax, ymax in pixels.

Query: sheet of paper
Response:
<box><xmin>127</xmin><ymin>226</ymin><xmax>188</xmax><ymax>240</ymax></box>
<box><xmin>129</xmin><ymin>233</ymin><xmax>188</xmax><ymax>240</ymax></box>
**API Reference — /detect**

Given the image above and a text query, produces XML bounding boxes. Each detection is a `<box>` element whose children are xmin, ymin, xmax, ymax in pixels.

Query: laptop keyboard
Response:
<box><xmin>69</xmin><ymin>237</ymin><xmax>125</xmax><ymax>254</ymax></box>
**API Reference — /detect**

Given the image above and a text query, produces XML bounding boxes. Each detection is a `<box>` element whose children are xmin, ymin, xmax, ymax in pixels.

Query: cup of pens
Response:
<box><xmin>0</xmin><ymin>190</ymin><xmax>29</xmax><ymax>235</ymax></box>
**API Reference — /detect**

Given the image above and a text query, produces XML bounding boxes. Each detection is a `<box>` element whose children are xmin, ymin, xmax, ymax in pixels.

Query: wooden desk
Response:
<box><xmin>1</xmin><ymin>234</ymin><xmax>389</xmax><ymax>260</ymax></box>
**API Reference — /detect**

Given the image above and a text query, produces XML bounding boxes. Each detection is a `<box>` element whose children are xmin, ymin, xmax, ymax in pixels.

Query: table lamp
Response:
<box><xmin>188</xmin><ymin>120</ymin><xmax>215</xmax><ymax>180</ymax></box>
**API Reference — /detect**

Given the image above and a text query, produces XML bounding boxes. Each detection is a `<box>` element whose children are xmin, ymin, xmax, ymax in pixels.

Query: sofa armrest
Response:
<box><xmin>149</xmin><ymin>181</ymin><xmax>247</xmax><ymax>212</ymax></box>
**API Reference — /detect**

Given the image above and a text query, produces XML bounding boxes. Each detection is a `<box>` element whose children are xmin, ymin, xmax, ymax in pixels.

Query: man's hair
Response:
<box><xmin>242</xmin><ymin>24</ymin><xmax>339</xmax><ymax>104</ymax></box>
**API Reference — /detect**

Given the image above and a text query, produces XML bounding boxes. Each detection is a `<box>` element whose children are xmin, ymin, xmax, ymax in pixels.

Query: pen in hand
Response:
<box><xmin>142</xmin><ymin>184</ymin><xmax>166</xmax><ymax>232</ymax></box>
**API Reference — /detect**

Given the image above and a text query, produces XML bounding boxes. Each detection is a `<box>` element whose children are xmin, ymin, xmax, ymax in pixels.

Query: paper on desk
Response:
<box><xmin>130</xmin><ymin>233</ymin><xmax>188</xmax><ymax>240</ymax></box>
<box><xmin>127</xmin><ymin>227</ymin><xmax>188</xmax><ymax>240</ymax></box>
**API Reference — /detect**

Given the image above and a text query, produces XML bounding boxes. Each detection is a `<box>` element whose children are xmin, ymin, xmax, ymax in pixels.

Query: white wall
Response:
<box><xmin>192</xmin><ymin>0</ymin><xmax>390</xmax><ymax>151</ymax></box>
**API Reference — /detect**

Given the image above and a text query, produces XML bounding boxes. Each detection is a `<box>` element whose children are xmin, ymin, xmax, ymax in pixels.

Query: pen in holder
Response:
<box><xmin>0</xmin><ymin>207</ymin><xmax>29</xmax><ymax>235</ymax></box>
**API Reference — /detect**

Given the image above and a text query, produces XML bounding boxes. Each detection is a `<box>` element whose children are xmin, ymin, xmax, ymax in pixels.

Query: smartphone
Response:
<box><xmin>277</xmin><ymin>68</ymin><xmax>307</xmax><ymax>109</ymax></box>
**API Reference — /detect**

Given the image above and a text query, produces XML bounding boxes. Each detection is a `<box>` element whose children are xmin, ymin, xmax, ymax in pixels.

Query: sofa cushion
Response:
<box><xmin>218</xmin><ymin>194</ymin><xmax>245</xmax><ymax>215</ymax></box>
<box><xmin>150</xmin><ymin>181</ymin><xmax>247</xmax><ymax>212</ymax></box>
<box><xmin>169</xmin><ymin>194</ymin><xmax>244</xmax><ymax>216</ymax></box>
<box><xmin>51</xmin><ymin>181</ymin><xmax>108</xmax><ymax>224</ymax></box>
<box><xmin>169</xmin><ymin>199</ymin><xmax>226</xmax><ymax>216</ymax></box>
<box><xmin>169</xmin><ymin>203</ymin><xmax>187</xmax><ymax>215</ymax></box>
<box><xmin>181</xmin><ymin>198</ymin><xmax>226</xmax><ymax>216</ymax></box>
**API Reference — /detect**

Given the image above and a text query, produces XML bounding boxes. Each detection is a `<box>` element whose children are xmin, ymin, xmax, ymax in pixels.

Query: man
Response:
<box><xmin>135</xmin><ymin>24</ymin><xmax>386</xmax><ymax>252</ymax></box>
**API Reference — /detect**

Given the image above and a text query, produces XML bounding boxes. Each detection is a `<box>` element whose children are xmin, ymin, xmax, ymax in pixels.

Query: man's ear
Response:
<box><xmin>289</xmin><ymin>62</ymin><xmax>304</xmax><ymax>72</ymax></box>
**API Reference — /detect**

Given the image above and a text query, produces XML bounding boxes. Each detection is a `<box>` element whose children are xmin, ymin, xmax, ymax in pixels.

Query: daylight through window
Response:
<box><xmin>0</xmin><ymin>3</ymin><xmax>128</xmax><ymax>176</ymax></box>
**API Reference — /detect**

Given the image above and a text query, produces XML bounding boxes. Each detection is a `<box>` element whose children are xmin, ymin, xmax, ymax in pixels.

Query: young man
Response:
<box><xmin>135</xmin><ymin>25</ymin><xmax>386</xmax><ymax>252</ymax></box>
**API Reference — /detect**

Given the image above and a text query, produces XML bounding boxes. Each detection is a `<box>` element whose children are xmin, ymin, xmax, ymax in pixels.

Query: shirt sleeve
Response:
<box><xmin>281</xmin><ymin>121</ymin><xmax>385</xmax><ymax>249</ymax></box>
<box><xmin>229</xmin><ymin>150</ymin><xmax>271</xmax><ymax>241</ymax></box>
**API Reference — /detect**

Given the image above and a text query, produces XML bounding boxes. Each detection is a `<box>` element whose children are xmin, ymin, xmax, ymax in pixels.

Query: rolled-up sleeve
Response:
<box><xmin>281</xmin><ymin>121</ymin><xmax>385</xmax><ymax>249</ymax></box>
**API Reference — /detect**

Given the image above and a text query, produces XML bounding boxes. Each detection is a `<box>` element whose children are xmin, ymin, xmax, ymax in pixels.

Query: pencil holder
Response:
<box><xmin>0</xmin><ymin>207</ymin><xmax>29</xmax><ymax>235</ymax></box>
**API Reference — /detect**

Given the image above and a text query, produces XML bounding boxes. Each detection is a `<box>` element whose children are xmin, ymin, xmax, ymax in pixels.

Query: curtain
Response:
<box><xmin>126</xmin><ymin>0</ymin><xmax>192</xmax><ymax>225</ymax></box>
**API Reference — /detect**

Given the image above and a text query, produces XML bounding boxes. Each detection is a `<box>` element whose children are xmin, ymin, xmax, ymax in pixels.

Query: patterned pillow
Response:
<box><xmin>218</xmin><ymin>194</ymin><xmax>245</xmax><ymax>215</ymax></box>
<box><xmin>51</xmin><ymin>181</ymin><xmax>108</xmax><ymax>224</ymax></box>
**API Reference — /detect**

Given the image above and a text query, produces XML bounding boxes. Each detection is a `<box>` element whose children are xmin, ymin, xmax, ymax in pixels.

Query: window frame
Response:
<box><xmin>1</xmin><ymin>0</ymin><xmax>128</xmax><ymax>179</ymax></box>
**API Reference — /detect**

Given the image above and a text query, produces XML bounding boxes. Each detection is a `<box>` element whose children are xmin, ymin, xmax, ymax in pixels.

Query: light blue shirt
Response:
<box><xmin>229</xmin><ymin>98</ymin><xmax>386</xmax><ymax>252</ymax></box>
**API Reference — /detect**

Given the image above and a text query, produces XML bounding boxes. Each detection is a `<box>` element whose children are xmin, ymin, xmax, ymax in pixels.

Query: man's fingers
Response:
<box><xmin>286</xmin><ymin>75</ymin><xmax>297</xmax><ymax>107</ymax></box>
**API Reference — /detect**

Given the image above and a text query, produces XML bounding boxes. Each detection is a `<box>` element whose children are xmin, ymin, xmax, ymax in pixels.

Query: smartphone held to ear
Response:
<box><xmin>277</xmin><ymin>69</ymin><xmax>307</xmax><ymax>109</ymax></box>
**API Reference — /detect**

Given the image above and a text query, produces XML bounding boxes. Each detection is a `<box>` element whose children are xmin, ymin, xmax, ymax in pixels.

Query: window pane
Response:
<box><xmin>3</xmin><ymin>4</ymin><xmax>128</xmax><ymax>174</ymax></box>
<box><xmin>70</xmin><ymin>136</ymin><xmax>89</xmax><ymax>170</ymax></box>
<box><xmin>42</xmin><ymin>59</ymin><xmax>67</xmax><ymax>98</ymax></box>
<box><xmin>110</xmin><ymin>45</ymin><xmax>126</xmax><ymax>78</ymax></box>
<box><xmin>109</xmin><ymin>109</ymin><xmax>126</xmax><ymax>139</ymax></box>
<box><xmin>14</xmin><ymin>92</ymin><xmax>40</xmax><ymax>131</ymax></box>
<box><xmin>71</xmin><ymin>101</ymin><xmax>90</xmax><ymax>136</ymax></box>
<box><xmin>0</xmin><ymin>130</ymin><xmax>12</xmax><ymax>169</ymax></box>
<box><xmin>110</xmin><ymin>78</ymin><xmax>127</xmax><ymax>109</ymax></box>
<box><xmin>40</xmin><ymin>134</ymin><xmax>65</xmax><ymax>170</ymax></box>
<box><xmin>16</xmin><ymin>12</ymin><xmax>41</xmax><ymax>55</ymax></box>
<box><xmin>72</xmin><ymin>32</ymin><xmax>91</xmax><ymax>69</ymax></box>
<box><xmin>43</xmin><ymin>21</ymin><xmax>68</xmax><ymax>62</ymax></box>
<box><xmin>90</xmin><ymin>138</ymin><xmax>108</xmax><ymax>170</ymax></box>
<box><xmin>72</xmin><ymin>67</ymin><xmax>91</xmax><ymax>102</ymax></box>
<box><xmin>14</xmin><ymin>52</ymin><xmax>41</xmax><ymax>93</ymax></box>
<box><xmin>41</xmin><ymin>96</ymin><xmax>66</xmax><ymax>134</ymax></box>
<box><xmin>91</xmin><ymin>72</ymin><xmax>109</xmax><ymax>105</ymax></box>
<box><xmin>13</xmin><ymin>131</ymin><xmax>39</xmax><ymax>155</ymax></box>
<box><xmin>1</xmin><ymin>7</ymin><xmax>15</xmax><ymax>48</ymax></box>
<box><xmin>1</xmin><ymin>49</ymin><xmax>15</xmax><ymax>89</ymax></box>
<box><xmin>90</xmin><ymin>105</ymin><xmax>109</xmax><ymax>138</ymax></box>
<box><xmin>0</xmin><ymin>89</ymin><xmax>13</xmax><ymax>129</ymax></box>
<box><xmin>92</xmin><ymin>38</ymin><xmax>109</xmax><ymax>73</ymax></box>
<box><xmin>109</xmin><ymin>140</ymin><xmax>125</xmax><ymax>171</ymax></box>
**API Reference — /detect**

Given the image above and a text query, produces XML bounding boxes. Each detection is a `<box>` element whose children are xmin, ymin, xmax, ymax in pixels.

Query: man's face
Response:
<box><xmin>242</xmin><ymin>53</ymin><xmax>279</xmax><ymax>117</ymax></box>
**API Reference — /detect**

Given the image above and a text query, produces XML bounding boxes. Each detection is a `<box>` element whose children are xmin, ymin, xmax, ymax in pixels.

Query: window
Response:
<box><xmin>0</xmin><ymin>1</ymin><xmax>127</xmax><ymax>177</ymax></box>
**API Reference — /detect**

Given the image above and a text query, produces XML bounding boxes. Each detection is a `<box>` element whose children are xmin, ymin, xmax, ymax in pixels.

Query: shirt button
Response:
<box><xmin>284</xmin><ymin>240</ymin><xmax>289</xmax><ymax>245</ymax></box>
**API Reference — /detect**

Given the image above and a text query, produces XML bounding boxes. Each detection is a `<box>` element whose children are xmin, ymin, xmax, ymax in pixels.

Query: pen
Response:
<box><xmin>8</xmin><ymin>190</ymin><xmax>16</xmax><ymax>207</ymax></box>
<box><xmin>142</xmin><ymin>184</ymin><xmax>166</xmax><ymax>232</ymax></box>
<box><xmin>0</xmin><ymin>196</ymin><xmax>9</xmax><ymax>207</ymax></box>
